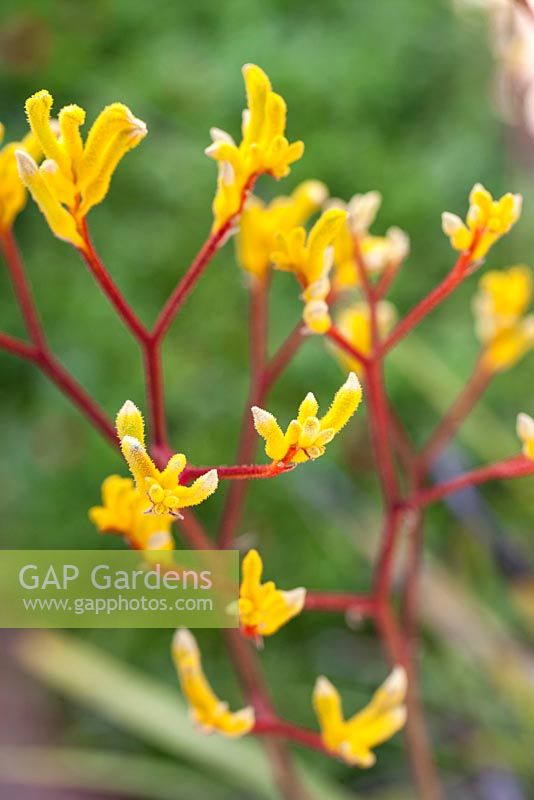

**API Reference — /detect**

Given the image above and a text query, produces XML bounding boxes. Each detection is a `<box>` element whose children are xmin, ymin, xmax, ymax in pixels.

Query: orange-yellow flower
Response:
<box><xmin>17</xmin><ymin>90</ymin><xmax>146</xmax><ymax>248</ymax></box>
<box><xmin>236</xmin><ymin>180</ymin><xmax>327</xmax><ymax>279</ymax></box>
<box><xmin>252</xmin><ymin>372</ymin><xmax>362</xmax><ymax>464</ymax></box>
<box><xmin>333</xmin><ymin>301</ymin><xmax>397</xmax><ymax>374</ymax></box>
<box><xmin>116</xmin><ymin>400</ymin><xmax>218</xmax><ymax>517</ymax></box>
<box><xmin>172</xmin><ymin>628</ymin><xmax>255</xmax><ymax>737</ymax></box>
<box><xmin>313</xmin><ymin>667</ymin><xmax>407</xmax><ymax>767</ymax></box>
<box><xmin>206</xmin><ymin>64</ymin><xmax>304</xmax><ymax>231</ymax></box>
<box><xmin>442</xmin><ymin>183</ymin><xmax>522</xmax><ymax>260</ymax></box>
<box><xmin>239</xmin><ymin>549</ymin><xmax>305</xmax><ymax>640</ymax></box>
<box><xmin>473</xmin><ymin>266</ymin><xmax>534</xmax><ymax>372</ymax></box>
<box><xmin>89</xmin><ymin>475</ymin><xmax>174</xmax><ymax>551</ymax></box>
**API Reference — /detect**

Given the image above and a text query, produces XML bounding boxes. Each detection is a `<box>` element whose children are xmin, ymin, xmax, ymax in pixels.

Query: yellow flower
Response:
<box><xmin>313</xmin><ymin>667</ymin><xmax>407</xmax><ymax>767</ymax></box>
<box><xmin>206</xmin><ymin>64</ymin><xmax>304</xmax><ymax>231</ymax></box>
<box><xmin>0</xmin><ymin>124</ymin><xmax>41</xmax><ymax>232</ymax></box>
<box><xmin>271</xmin><ymin>207</ymin><xmax>347</xmax><ymax>333</ymax></box>
<box><xmin>442</xmin><ymin>183</ymin><xmax>522</xmax><ymax>260</ymax></box>
<box><xmin>89</xmin><ymin>475</ymin><xmax>174</xmax><ymax>551</ymax></box>
<box><xmin>328</xmin><ymin>192</ymin><xmax>409</xmax><ymax>290</ymax></box>
<box><xmin>517</xmin><ymin>413</ymin><xmax>534</xmax><ymax>460</ymax></box>
<box><xmin>236</xmin><ymin>180</ymin><xmax>327</xmax><ymax>279</ymax></box>
<box><xmin>16</xmin><ymin>90</ymin><xmax>147</xmax><ymax>248</ymax></box>
<box><xmin>116</xmin><ymin>400</ymin><xmax>218</xmax><ymax>517</ymax></box>
<box><xmin>473</xmin><ymin>266</ymin><xmax>534</xmax><ymax>372</ymax></box>
<box><xmin>239</xmin><ymin>549</ymin><xmax>306</xmax><ymax>640</ymax></box>
<box><xmin>172</xmin><ymin>628</ymin><xmax>255</xmax><ymax>737</ymax></box>
<box><xmin>252</xmin><ymin>372</ymin><xmax>362</xmax><ymax>464</ymax></box>
<box><xmin>333</xmin><ymin>302</ymin><xmax>397</xmax><ymax>374</ymax></box>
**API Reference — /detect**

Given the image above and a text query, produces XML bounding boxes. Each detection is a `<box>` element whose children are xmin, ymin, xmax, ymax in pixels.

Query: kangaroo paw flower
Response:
<box><xmin>207</xmin><ymin>64</ymin><xmax>304</xmax><ymax>231</ymax></box>
<box><xmin>252</xmin><ymin>372</ymin><xmax>362</xmax><ymax>464</ymax></box>
<box><xmin>116</xmin><ymin>400</ymin><xmax>218</xmax><ymax>517</ymax></box>
<box><xmin>18</xmin><ymin>90</ymin><xmax>146</xmax><ymax>246</ymax></box>
<box><xmin>442</xmin><ymin>183</ymin><xmax>522</xmax><ymax>260</ymax></box>
<box><xmin>313</xmin><ymin>667</ymin><xmax>407</xmax><ymax>767</ymax></box>
<box><xmin>172</xmin><ymin>628</ymin><xmax>255</xmax><ymax>737</ymax></box>
<box><xmin>473</xmin><ymin>266</ymin><xmax>534</xmax><ymax>372</ymax></box>
<box><xmin>239</xmin><ymin>549</ymin><xmax>306</xmax><ymax>640</ymax></box>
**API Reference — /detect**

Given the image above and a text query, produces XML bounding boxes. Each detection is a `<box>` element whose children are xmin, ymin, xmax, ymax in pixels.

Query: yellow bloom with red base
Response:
<box><xmin>236</xmin><ymin>180</ymin><xmax>327</xmax><ymax>279</ymax></box>
<box><xmin>0</xmin><ymin>124</ymin><xmax>40</xmax><ymax>232</ymax></box>
<box><xmin>116</xmin><ymin>400</ymin><xmax>218</xmax><ymax>517</ymax></box>
<box><xmin>473</xmin><ymin>265</ymin><xmax>534</xmax><ymax>372</ymax></box>
<box><xmin>313</xmin><ymin>667</ymin><xmax>407</xmax><ymax>767</ymax></box>
<box><xmin>252</xmin><ymin>372</ymin><xmax>362</xmax><ymax>464</ymax></box>
<box><xmin>517</xmin><ymin>413</ymin><xmax>534</xmax><ymax>460</ymax></box>
<box><xmin>334</xmin><ymin>301</ymin><xmax>397</xmax><ymax>374</ymax></box>
<box><xmin>89</xmin><ymin>475</ymin><xmax>174</xmax><ymax>551</ymax></box>
<box><xmin>442</xmin><ymin>183</ymin><xmax>522</xmax><ymax>260</ymax></box>
<box><xmin>172</xmin><ymin>628</ymin><xmax>255</xmax><ymax>737</ymax></box>
<box><xmin>271</xmin><ymin>207</ymin><xmax>347</xmax><ymax>333</ymax></box>
<box><xmin>239</xmin><ymin>549</ymin><xmax>306</xmax><ymax>640</ymax></box>
<box><xmin>206</xmin><ymin>64</ymin><xmax>304</xmax><ymax>231</ymax></box>
<box><xmin>16</xmin><ymin>90</ymin><xmax>147</xmax><ymax>248</ymax></box>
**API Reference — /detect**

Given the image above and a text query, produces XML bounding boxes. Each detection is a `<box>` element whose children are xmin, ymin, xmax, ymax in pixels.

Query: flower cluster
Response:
<box><xmin>442</xmin><ymin>183</ymin><xmax>522</xmax><ymax>260</ymax></box>
<box><xmin>236</xmin><ymin>180</ymin><xmax>327</xmax><ymax>279</ymax></box>
<box><xmin>16</xmin><ymin>90</ymin><xmax>147</xmax><ymax>248</ymax></box>
<box><xmin>252</xmin><ymin>372</ymin><xmax>362</xmax><ymax>464</ymax></box>
<box><xmin>206</xmin><ymin>64</ymin><xmax>304</xmax><ymax>231</ymax></box>
<box><xmin>116</xmin><ymin>400</ymin><xmax>218</xmax><ymax>519</ymax></box>
<box><xmin>473</xmin><ymin>265</ymin><xmax>534</xmax><ymax>372</ymax></box>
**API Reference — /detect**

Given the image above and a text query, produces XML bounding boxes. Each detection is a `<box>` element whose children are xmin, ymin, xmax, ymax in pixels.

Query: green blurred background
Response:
<box><xmin>1</xmin><ymin>0</ymin><xmax>534</xmax><ymax>797</ymax></box>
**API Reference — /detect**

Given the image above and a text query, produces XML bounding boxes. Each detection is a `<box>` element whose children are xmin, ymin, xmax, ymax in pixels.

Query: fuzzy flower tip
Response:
<box><xmin>270</xmin><ymin>208</ymin><xmax>348</xmax><ymax>333</ymax></box>
<box><xmin>252</xmin><ymin>372</ymin><xmax>362</xmax><ymax>464</ymax></box>
<box><xmin>236</xmin><ymin>180</ymin><xmax>328</xmax><ymax>279</ymax></box>
<box><xmin>313</xmin><ymin>667</ymin><xmax>407</xmax><ymax>767</ymax></box>
<box><xmin>473</xmin><ymin>265</ymin><xmax>534</xmax><ymax>372</ymax></box>
<box><xmin>17</xmin><ymin>90</ymin><xmax>146</xmax><ymax>247</ymax></box>
<box><xmin>0</xmin><ymin>123</ymin><xmax>41</xmax><ymax>232</ymax></box>
<box><xmin>89</xmin><ymin>475</ymin><xmax>174</xmax><ymax>551</ymax></box>
<box><xmin>116</xmin><ymin>400</ymin><xmax>218</xmax><ymax>517</ymax></box>
<box><xmin>239</xmin><ymin>549</ymin><xmax>306</xmax><ymax>640</ymax></box>
<box><xmin>517</xmin><ymin>413</ymin><xmax>534</xmax><ymax>460</ymax></box>
<box><xmin>442</xmin><ymin>183</ymin><xmax>522</xmax><ymax>261</ymax></box>
<box><xmin>172</xmin><ymin>628</ymin><xmax>255</xmax><ymax>737</ymax></box>
<box><xmin>206</xmin><ymin>64</ymin><xmax>304</xmax><ymax>231</ymax></box>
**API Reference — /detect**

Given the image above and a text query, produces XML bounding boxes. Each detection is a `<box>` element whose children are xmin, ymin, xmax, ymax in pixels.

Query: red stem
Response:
<box><xmin>381</xmin><ymin>240</ymin><xmax>480</xmax><ymax>355</ymax></box>
<box><xmin>411</xmin><ymin>455</ymin><xmax>534</xmax><ymax>508</ymax></box>
<box><xmin>217</xmin><ymin>277</ymin><xmax>269</xmax><ymax>547</ymax></box>
<box><xmin>1</xmin><ymin>231</ymin><xmax>46</xmax><ymax>350</ymax></box>
<box><xmin>418</xmin><ymin>358</ymin><xmax>491</xmax><ymax>473</ymax></box>
<box><xmin>182</xmin><ymin>461</ymin><xmax>295</xmax><ymax>482</ymax></box>
<box><xmin>304</xmin><ymin>591</ymin><xmax>376</xmax><ymax>615</ymax></box>
<box><xmin>79</xmin><ymin>222</ymin><xmax>149</xmax><ymax>344</ymax></box>
<box><xmin>326</xmin><ymin>325</ymin><xmax>369</xmax><ymax>368</ymax></box>
<box><xmin>260</xmin><ymin>322</ymin><xmax>305</xmax><ymax>393</ymax></box>
<box><xmin>151</xmin><ymin>177</ymin><xmax>257</xmax><ymax>343</ymax></box>
<box><xmin>253</xmin><ymin>718</ymin><xmax>327</xmax><ymax>755</ymax></box>
<box><xmin>0</xmin><ymin>331</ymin><xmax>36</xmax><ymax>361</ymax></box>
<box><xmin>142</xmin><ymin>338</ymin><xmax>168</xmax><ymax>448</ymax></box>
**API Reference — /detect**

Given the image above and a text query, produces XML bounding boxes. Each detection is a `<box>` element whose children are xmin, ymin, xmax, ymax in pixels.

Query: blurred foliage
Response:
<box><xmin>1</xmin><ymin>0</ymin><xmax>534</xmax><ymax>796</ymax></box>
